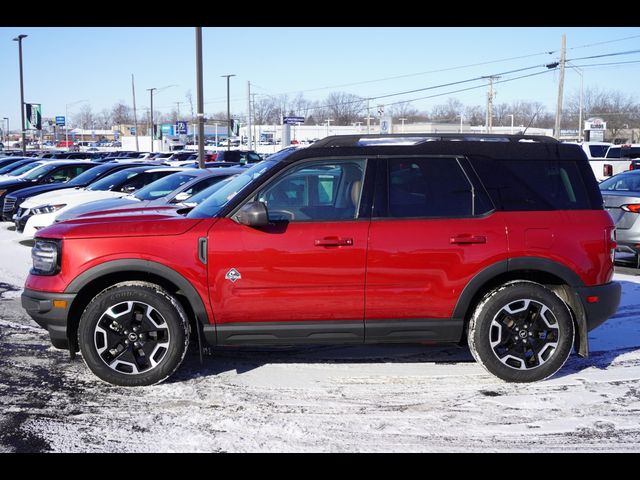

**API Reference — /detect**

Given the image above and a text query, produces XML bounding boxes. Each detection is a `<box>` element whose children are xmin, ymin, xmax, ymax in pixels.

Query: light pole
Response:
<box><xmin>65</xmin><ymin>99</ymin><xmax>88</xmax><ymax>150</ymax></box>
<box><xmin>399</xmin><ymin>117</ymin><xmax>408</xmax><ymax>133</ymax></box>
<box><xmin>221</xmin><ymin>74</ymin><xmax>236</xmax><ymax>150</ymax></box>
<box><xmin>146</xmin><ymin>84</ymin><xmax>177</xmax><ymax>153</ymax></box>
<box><xmin>2</xmin><ymin>118</ymin><xmax>8</xmax><ymax>144</ymax></box>
<box><xmin>567</xmin><ymin>62</ymin><xmax>584</xmax><ymax>142</ymax></box>
<box><xmin>508</xmin><ymin>114</ymin><xmax>514</xmax><ymax>134</ymax></box>
<box><xmin>13</xmin><ymin>34</ymin><xmax>27</xmax><ymax>154</ymax></box>
<box><xmin>325</xmin><ymin>118</ymin><xmax>333</xmax><ymax>137</ymax></box>
<box><xmin>147</xmin><ymin>88</ymin><xmax>157</xmax><ymax>152</ymax></box>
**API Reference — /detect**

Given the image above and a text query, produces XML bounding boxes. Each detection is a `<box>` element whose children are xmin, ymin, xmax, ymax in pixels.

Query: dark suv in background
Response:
<box><xmin>22</xmin><ymin>134</ymin><xmax>620</xmax><ymax>386</ymax></box>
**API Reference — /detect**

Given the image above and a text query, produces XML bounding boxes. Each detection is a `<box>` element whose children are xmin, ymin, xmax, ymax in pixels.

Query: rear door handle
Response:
<box><xmin>450</xmin><ymin>235</ymin><xmax>486</xmax><ymax>244</ymax></box>
<box><xmin>314</xmin><ymin>237</ymin><xmax>354</xmax><ymax>247</ymax></box>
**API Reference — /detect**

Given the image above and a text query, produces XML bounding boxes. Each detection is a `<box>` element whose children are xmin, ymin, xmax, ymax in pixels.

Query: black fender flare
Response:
<box><xmin>65</xmin><ymin>259</ymin><xmax>209</xmax><ymax>326</ymax></box>
<box><xmin>452</xmin><ymin>256</ymin><xmax>585</xmax><ymax>319</ymax></box>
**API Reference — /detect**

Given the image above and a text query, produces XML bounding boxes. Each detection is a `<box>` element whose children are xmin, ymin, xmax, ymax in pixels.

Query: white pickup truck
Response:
<box><xmin>593</xmin><ymin>144</ymin><xmax>640</xmax><ymax>182</ymax></box>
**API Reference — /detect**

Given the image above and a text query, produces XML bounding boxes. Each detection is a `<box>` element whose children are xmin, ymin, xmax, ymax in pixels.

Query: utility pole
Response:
<box><xmin>484</xmin><ymin>76</ymin><xmax>499</xmax><ymax>133</ymax></box>
<box><xmin>399</xmin><ymin>118</ymin><xmax>407</xmax><ymax>133</ymax></box>
<box><xmin>195</xmin><ymin>27</ymin><xmax>205</xmax><ymax>169</ymax></box>
<box><xmin>174</xmin><ymin>102</ymin><xmax>184</xmax><ymax>121</ymax></box>
<box><xmin>554</xmin><ymin>33</ymin><xmax>567</xmax><ymax>140</ymax></box>
<box><xmin>366</xmin><ymin>98</ymin><xmax>371</xmax><ymax>134</ymax></box>
<box><xmin>13</xmin><ymin>34</ymin><xmax>27</xmax><ymax>154</ymax></box>
<box><xmin>131</xmin><ymin>74</ymin><xmax>139</xmax><ymax>152</ymax></box>
<box><xmin>247</xmin><ymin>81</ymin><xmax>252</xmax><ymax>150</ymax></box>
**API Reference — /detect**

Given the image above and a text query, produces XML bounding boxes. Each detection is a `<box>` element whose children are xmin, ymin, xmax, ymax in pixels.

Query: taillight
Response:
<box><xmin>631</xmin><ymin>163</ymin><xmax>636</xmax><ymax>170</ymax></box>
<box><xmin>603</xmin><ymin>164</ymin><xmax>613</xmax><ymax>177</ymax></box>
<box><xmin>606</xmin><ymin>227</ymin><xmax>617</xmax><ymax>263</ymax></box>
<box><xmin>621</xmin><ymin>204</ymin><xmax>640</xmax><ymax>213</ymax></box>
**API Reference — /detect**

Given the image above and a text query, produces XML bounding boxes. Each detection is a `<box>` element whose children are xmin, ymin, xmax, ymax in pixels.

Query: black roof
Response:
<box><xmin>280</xmin><ymin>134</ymin><xmax>584</xmax><ymax>165</ymax></box>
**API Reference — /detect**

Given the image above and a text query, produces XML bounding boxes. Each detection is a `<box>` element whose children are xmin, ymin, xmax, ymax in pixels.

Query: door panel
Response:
<box><xmin>208</xmin><ymin>218</ymin><xmax>369</xmax><ymax>324</ymax></box>
<box><xmin>365</xmin><ymin>216</ymin><xmax>508</xmax><ymax>320</ymax></box>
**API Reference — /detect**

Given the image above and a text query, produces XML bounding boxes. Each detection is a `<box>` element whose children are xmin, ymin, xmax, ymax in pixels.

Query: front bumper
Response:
<box><xmin>576</xmin><ymin>281</ymin><xmax>621</xmax><ymax>332</ymax></box>
<box><xmin>21</xmin><ymin>288</ymin><xmax>76</xmax><ymax>350</ymax></box>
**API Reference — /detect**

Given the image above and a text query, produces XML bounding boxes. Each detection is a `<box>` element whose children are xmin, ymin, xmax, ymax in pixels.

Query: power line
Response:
<box><xmin>569</xmin><ymin>34</ymin><xmax>640</xmax><ymax>50</ymax></box>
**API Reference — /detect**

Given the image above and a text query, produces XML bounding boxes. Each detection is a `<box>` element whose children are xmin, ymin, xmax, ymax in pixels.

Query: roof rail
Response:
<box><xmin>309</xmin><ymin>133</ymin><xmax>559</xmax><ymax>149</ymax></box>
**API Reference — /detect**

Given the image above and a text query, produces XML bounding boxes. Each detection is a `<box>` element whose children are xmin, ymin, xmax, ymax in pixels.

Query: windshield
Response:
<box><xmin>133</xmin><ymin>172</ymin><xmax>197</xmax><ymax>200</ymax></box>
<box><xmin>87</xmin><ymin>168</ymin><xmax>142</xmax><ymax>191</ymax></box>
<box><xmin>4</xmin><ymin>161</ymin><xmax>45</xmax><ymax>177</ymax></box>
<box><xmin>22</xmin><ymin>163</ymin><xmax>59</xmax><ymax>181</ymax></box>
<box><xmin>599</xmin><ymin>173</ymin><xmax>640</xmax><ymax>191</ymax></box>
<box><xmin>0</xmin><ymin>159</ymin><xmax>30</xmax><ymax>175</ymax></box>
<box><xmin>188</xmin><ymin>161</ymin><xmax>277</xmax><ymax>218</ymax></box>
<box><xmin>183</xmin><ymin>175</ymin><xmax>239</xmax><ymax>205</ymax></box>
<box><xmin>67</xmin><ymin>164</ymin><xmax>113</xmax><ymax>186</ymax></box>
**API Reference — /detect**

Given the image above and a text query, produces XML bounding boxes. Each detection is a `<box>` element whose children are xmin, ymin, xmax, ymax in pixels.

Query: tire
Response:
<box><xmin>468</xmin><ymin>281</ymin><xmax>574</xmax><ymax>383</ymax></box>
<box><xmin>78</xmin><ymin>281</ymin><xmax>190</xmax><ymax>386</ymax></box>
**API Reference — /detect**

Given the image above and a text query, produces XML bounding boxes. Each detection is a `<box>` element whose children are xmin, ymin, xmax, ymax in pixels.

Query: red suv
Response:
<box><xmin>21</xmin><ymin>134</ymin><xmax>621</xmax><ymax>386</ymax></box>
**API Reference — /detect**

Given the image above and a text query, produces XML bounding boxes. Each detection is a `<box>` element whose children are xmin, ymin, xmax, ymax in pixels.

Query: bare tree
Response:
<box><xmin>73</xmin><ymin>104</ymin><xmax>94</xmax><ymax>130</ymax></box>
<box><xmin>185</xmin><ymin>90</ymin><xmax>195</xmax><ymax>122</ymax></box>
<box><xmin>111</xmin><ymin>101</ymin><xmax>132</xmax><ymax>125</ymax></box>
<box><xmin>95</xmin><ymin>109</ymin><xmax>112</xmax><ymax>130</ymax></box>
<box><xmin>431</xmin><ymin>98</ymin><xmax>465</xmax><ymax>123</ymax></box>
<box><xmin>389</xmin><ymin>101</ymin><xmax>420</xmax><ymax>122</ymax></box>
<box><xmin>325</xmin><ymin>92</ymin><xmax>366</xmax><ymax>125</ymax></box>
<box><xmin>565</xmin><ymin>87</ymin><xmax>640</xmax><ymax>140</ymax></box>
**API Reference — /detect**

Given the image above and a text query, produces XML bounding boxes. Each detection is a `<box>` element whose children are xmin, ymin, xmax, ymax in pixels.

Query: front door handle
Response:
<box><xmin>314</xmin><ymin>237</ymin><xmax>354</xmax><ymax>247</ymax></box>
<box><xmin>450</xmin><ymin>234</ymin><xmax>486</xmax><ymax>245</ymax></box>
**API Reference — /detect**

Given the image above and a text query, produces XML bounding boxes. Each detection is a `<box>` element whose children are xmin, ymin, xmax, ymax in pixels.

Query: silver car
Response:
<box><xmin>600</xmin><ymin>170</ymin><xmax>640</xmax><ymax>267</ymax></box>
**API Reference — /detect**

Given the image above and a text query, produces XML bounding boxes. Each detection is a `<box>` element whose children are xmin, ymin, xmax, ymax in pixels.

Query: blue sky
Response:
<box><xmin>1</xmin><ymin>26</ymin><xmax>639</xmax><ymax>130</ymax></box>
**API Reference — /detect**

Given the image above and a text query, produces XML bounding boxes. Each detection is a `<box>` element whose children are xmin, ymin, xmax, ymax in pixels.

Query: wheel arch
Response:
<box><xmin>453</xmin><ymin>257</ymin><xmax>589</xmax><ymax>357</ymax></box>
<box><xmin>65</xmin><ymin>260</ymin><xmax>209</xmax><ymax>353</ymax></box>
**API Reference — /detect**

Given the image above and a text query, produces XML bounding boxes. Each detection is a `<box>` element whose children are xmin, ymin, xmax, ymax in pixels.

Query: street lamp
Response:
<box><xmin>65</xmin><ymin>99</ymin><xmax>88</xmax><ymax>149</ymax></box>
<box><xmin>2</xmin><ymin>118</ymin><xmax>8</xmax><ymax>144</ymax></box>
<box><xmin>507</xmin><ymin>114</ymin><xmax>514</xmax><ymax>134</ymax></box>
<box><xmin>13</xmin><ymin>34</ymin><xmax>27</xmax><ymax>155</ymax></box>
<box><xmin>146</xmin><ymin>84</ymin><xmax>177</xmax><ymax>152</ymax></box>
<box><xmin>221</xmin><ymin>74</ymin><xmax>236</xmax><ymax>151</ymax></box>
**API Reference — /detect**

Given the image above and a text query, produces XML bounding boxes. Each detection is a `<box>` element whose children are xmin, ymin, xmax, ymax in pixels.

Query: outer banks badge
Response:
<box><xmin>225</xmin><ymin>268</ymin><xmax>242</xmax><ymax>283</ymax></box>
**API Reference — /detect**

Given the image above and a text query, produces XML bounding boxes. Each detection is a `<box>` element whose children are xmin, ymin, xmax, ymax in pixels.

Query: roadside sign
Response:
<box><xmin>55</xmin><ymin>116</ymin><xmax>65</xmax><ymax>126</ymax></box>
<box><xmin>283</xmin><ymin>116</ymin><xmax>304</xmax><ymax>125</ymax></box>
<box><xmin>176</xmin><ymin>121</ymin><xmax>188</xmax><ymax>135</ymax></box>
<box><xmin>380</xmin><ymin>117</ymin><xmax>392</xmax><ymax>134</ymax></box>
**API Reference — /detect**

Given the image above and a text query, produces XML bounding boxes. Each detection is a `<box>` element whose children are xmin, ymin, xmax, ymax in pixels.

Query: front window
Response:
<box><xmin>188</xmin><ymin>161</ymin><xmax>277</xmax><ymax>218</ymax></box>
<box><xmin>252</xmin><ymin>159</ymin><xmax>366</xmax><ymax>222</ymax></box>
<box><xmin>133</xmin><ymin>172</ymin><xmax>197</xmax><ymax>201</ymax></box>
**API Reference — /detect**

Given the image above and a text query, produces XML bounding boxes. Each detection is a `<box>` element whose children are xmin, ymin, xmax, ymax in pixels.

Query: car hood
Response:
<box><xmin>74</xmin><ymin>205</ymin><xmax>181</xmax><ymax>220</ymax></box>
<box><xmin>36</xmin><ymin>212</ymin><xmax>205</xmax><ymax>240</ymax></box>
<box><xmin>22</xmin><ymin>189</ymin><xmax>126</xmax><ymax>209</ymax></box>
<box><xmin>9</xmin><ymin>184</ymin><xmax>78</xmax><ymax>200</ymax></box>
<box><xmin>55</xmin><ymin>196</ymin><xmax>143</xmax><ymax>222</ymax></box>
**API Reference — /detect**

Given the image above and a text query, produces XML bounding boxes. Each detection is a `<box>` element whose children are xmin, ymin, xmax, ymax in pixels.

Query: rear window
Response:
<box><xmin>606</xmin><ymin>146</ymin><xmax>640</xmax><ymax>159</ymax></box>
<box><xmin>470</xmin><ymin>157</ymin><xmax>596</xmax><ymax>211</ymax></box>
<box><xmin>588</xmin><ymin>145</ymin><xmax>609</xmax><ymax>157</ymax></box>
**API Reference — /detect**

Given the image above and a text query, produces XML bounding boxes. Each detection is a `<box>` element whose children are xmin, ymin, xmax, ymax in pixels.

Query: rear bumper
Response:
<box><xmin>21</xmin><ymin>288</ymin><xmax>76</xmax><ymax>350</ymax></box>
<box><xmin>575</xmin><ymin>281</ymin><xmax>621</xmax><ymax>332</ymax></box>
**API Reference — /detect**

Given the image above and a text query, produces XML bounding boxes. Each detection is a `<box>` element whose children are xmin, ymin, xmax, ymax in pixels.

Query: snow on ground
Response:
<box><xmin>0</xmin><ymin>225</ymin><xmax>639</xmax><ymax>452</ymax></box>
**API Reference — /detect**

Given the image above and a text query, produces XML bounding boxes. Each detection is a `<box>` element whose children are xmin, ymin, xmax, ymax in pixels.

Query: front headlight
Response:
<box><xmin>31</xmin><ymin>204</ymin><xmax>67</xmax><ymax>215</ymax></box>
<box><xmin>31</xmin><ymin>239</ymin><xmax>61</xmax><ymax>275</ymax></box>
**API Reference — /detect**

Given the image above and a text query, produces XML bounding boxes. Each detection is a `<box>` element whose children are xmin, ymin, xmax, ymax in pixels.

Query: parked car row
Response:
<box><xmin>0</xmin><ymin>149</ymin><xmax>264</xmax><ymax>239</ymax></box>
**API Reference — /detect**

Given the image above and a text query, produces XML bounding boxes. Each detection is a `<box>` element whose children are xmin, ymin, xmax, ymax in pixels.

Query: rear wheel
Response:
<box><xmin>78</xmin><ymin>282</ymin><xmax>190</xmax><ymax>386</ymax></box>
<box><xmin>468</xmin><ymin>281</ymin><xmax>574</xmax><ymax>382</ymax></box>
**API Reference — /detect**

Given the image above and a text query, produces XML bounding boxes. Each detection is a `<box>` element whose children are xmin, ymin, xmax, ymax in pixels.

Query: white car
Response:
<box><xmin>16</xmin><ymin>166</ymin><xmax>184</xmax><ymax>237</ymax></box>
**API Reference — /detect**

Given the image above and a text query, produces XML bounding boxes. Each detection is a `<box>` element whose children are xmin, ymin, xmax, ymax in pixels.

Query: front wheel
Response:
<box><xmin>78</xmin><ymin>281</ymin><xmax>190</xmax><ymax>386</ymax></box>
<box><xmin>468</xmin><ymin>281</ymin><xmax>574</xmax><ymax>383</ymax></box>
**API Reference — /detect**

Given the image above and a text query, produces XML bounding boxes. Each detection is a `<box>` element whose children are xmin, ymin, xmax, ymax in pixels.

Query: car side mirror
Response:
<box><xmin>236</xmin><ymin>201</ymin><xmax>268</xmax><ymax>227</ymax></box>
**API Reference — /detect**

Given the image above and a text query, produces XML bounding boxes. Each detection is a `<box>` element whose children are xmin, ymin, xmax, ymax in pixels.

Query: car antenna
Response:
<box><xmin>522</xmin><ymin>104</ymin><xmax>544</xmax><ymax>135</ymax></box>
